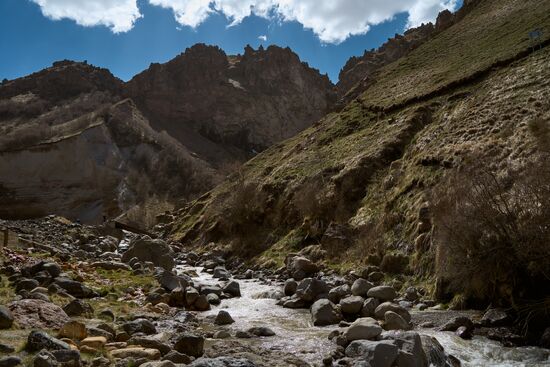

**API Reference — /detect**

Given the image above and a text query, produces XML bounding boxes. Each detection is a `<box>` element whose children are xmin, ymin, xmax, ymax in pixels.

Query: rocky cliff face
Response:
<box><xmin>0</xmin><ymin>61</ymin><xmax>213</xmax><ymax>223</ymax></box>
<box><xmin>126</xmin><ymin>44</ymin><xmax>335</xmax><ymax>164</ymax></box>
<box><xmin>0</xmin><ymin>46</ymin><xmax>335</xmax><ymax>223</ymax></box>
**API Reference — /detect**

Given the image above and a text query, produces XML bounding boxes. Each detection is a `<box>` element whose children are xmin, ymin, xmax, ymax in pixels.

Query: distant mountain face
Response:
<box><xmin>0</xmin><ymin>45</ymin><xmax>335</xmax><ymax>223</ymax></box>
<box><xmin>125</xmin><ymin>44</ymin><xmax>335</xmax><ymax>165</ymax></box>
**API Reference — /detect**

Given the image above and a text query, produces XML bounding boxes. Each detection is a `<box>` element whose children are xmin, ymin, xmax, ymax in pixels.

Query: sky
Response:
<box><xmin>0</xmin><ymin>0</ymin><xmax>460</xmax><ymax>83</ymax></box>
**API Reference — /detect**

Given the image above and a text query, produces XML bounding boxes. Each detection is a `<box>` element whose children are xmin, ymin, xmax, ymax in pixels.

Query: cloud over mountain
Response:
<box><xmin>30</xmin><ymin>0</ymin><xmax>458</xmax><ymax>43</ymax></box>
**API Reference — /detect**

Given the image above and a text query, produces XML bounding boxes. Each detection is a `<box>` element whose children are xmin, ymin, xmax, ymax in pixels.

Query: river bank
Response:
<box><xmin>0</xmin><ymin>216</ymin><xmax>549</xmax><ymax>366</ymax></box>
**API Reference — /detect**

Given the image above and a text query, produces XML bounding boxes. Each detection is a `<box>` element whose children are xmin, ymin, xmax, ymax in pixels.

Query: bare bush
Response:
<box><xmin>294</xmin><ymin>179</ymin><xmax>328</xmax><ymax>222</ymax></box>
<box><xmin>432</xmin><ymin>157</ymin><xmax>550</xmax><ymax>308</ymax></box>
<box><xmin>225</xmin><ymin>177</ymin><xmax>267</xmax><ymax>229</ymax></box>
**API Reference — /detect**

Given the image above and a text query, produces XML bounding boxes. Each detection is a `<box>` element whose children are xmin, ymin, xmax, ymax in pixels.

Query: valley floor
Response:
<box><xmin>1</xmin><ymin>217</ymin><xmax>549</xmax><ymax>366</ymax></box>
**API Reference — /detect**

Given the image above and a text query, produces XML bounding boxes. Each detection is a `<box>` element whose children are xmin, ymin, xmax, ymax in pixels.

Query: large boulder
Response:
<box><xmin>283</xmin><ymin>279</ymin><xmax>298</xmax><ymax>296</ymax></box>
<box><xmin>215</xmin><ymin>310</ymin><xmax>235</xmax><ymax>325</ymax></box>
<box><xmin>213</xmin><ymin>267</ymin><xmax>231</xmax><ymax>279</ymax></box>
<box><xmin>32</xmin><ymin>350</ymin><xmax>57</xmax><ymax>367</ymax></box>
<box><xmin>374</xmin><ymin>302</ymin><xmax>411</xmax><ymax>322</ymax></box>
<box><xmin>51</xmin><ymin>350</ymin><xmax>81</xmax><ymax>365</ymax></box>
<box><xmin>282</xmin><ymin>296</ymin><xmax>307</xmax><ymax>309</ymax></box>
<box><xmin>15</xmin><ymin>278</ymin><xmax>39</xmax><ymax>292</ymax></box>
<box><xmin>122</xmin><ymin>318</ymin><xmax>157</xmax><ymax>335</ymax></box>
<box><xmin>193</xmin><ymin>295</ymin><xmax>210</xmax><ymax>311</ymax></box>
<box><xmin>295</xmin><ymin>278</ymin><xmax>329</xmax><ymax>302</ymax></box>
<box><xmin>223</xmin><ymin>281</ymin><xmax>241</xmax><ymax>297</ymax></box>
<box><xmin>344</xmin><ymin>318</ymin><xmax>383</xmax><ymax>341</ymax></box>
<box><xmin>345</xmin><ymin>340</ymin><xmax>398</xmax><ymax>367</ymax></box>
<box><xmin>360</xmin><ymin>298</ymin><xmax>379</xmax><ymax>318</ymax></box>
<box><xmin>26</xmin><ymin>331</ymin><xmax>70</xmax><ymax>352</ymax></box>
<box><xmin>440</xmin><ymin>316</ymin><xmax>474</xmax><ymax>332</ymax></box>
<box><xmin>121</xmin><ymin>236</ymin><xmax>175</xmax><ymax>271</ymax></box>
<box><xmin>328</xmin><ymin>284</ymin><xmax>351</xmax><ymax>304</ymax></box>
<box><xmin>110</xmin><ymin>347</ymin><xmax>161</xmax><ymax>360</ymax></box>
<box><xmin>420</xmin><ymin>335</ymin><xmax>455</xmax><ymax>367</ymax></box>
<box><xmin>8</xmin><ymin>300</ymin><xmax>69</xmax><ymax>329</ymax></box>
<box><xmin>287</xmin><ymin>256</ymin><xmax>319</xmax><ymax>280</ymax></box>
<box><xmin>62</xmin><ymin>299</ymin><xmax>94</xmax><ymax>317</ymax></box>
<box><xmin>81</xmin><ymin>336</ymin><xmax>108</xmax><ymax>350</ymax></box>
<box><xmin>126</xmin><ymin>336</ymin><xmax>171</xmax><ymax>356</ymax></box>
<box><xmin>185</xmin><ymin>287</ymin><xmax>200</xmax><ymax>305</ymax></box>
<box><xmin>58</xmin><ymin>320</ymin><xmax>87</xmax><ymax>340</ymax></box>
<box><xmin>384</xmin><ymin>311</ymin><xmax>411</xmax><ymax>331</ymax></box>
<box><xmin>52</xmin><ymin>277</ymin><xmax>96</xmax><ymax>298</ymax></box>
<box><xmin>173</xmin><ymin>334</ymin><xmax>204</xmax><ymax>358</ymax></box>
<box><xmin>200</xmin><ymin>286</ymin><xmax>222</xmax><ymax>297</ymax></box>
<box><xmin>381</xmin><ymin>330</ymin><xmax>428</xmax><ymax>367</ymax></box>
<box><xmin>157</xmin><ymin>271</ymin><xmax>189</xmax><ymax>292</ymax></box>
<box><xmin>367</xmin><ymin>286</ymin><xmax>397</xmax><ymax>302</ymax></box>
<box><xmin>340</xmin><ymin>296</ymin><xmax>364</xmax><ymax>315</ymax></box>
<box><xmin>351</xmin><ymin>279</ymin><xmax>374</xmax><ymax>297</ymax></box>
<box><xmin>311</xmin><ymin>299</ymin><xmax>342</xmax><ymax>326</ymax></box>
<box><xmin>169</xmin><ymin>287</ymin><xmax>186</xmax><ymax>307</ymax></box>
<box><xmin>163</xmin><ymin>351</ymin><xmax>192</xmax><ymax>364</ymax></box>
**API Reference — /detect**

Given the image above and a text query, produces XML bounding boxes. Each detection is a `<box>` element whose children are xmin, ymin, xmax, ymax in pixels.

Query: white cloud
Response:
<box><xmin>30</xmin><ymin>0</ymin><xmax>458</xmax><ymax>42</ymax></box>
<box><xmin>147</xmin><ymin>0</ymin><xmax>458</xmax><ymax>43</ymax></box>
<box><xmin>258</xmin><ymin>35</ymin><xmax>267</xmax><ymax>41</ymax></box>
<box><xmin>30</xmin><ymin>0</ymin><xmax>141</xmax><ymax>33</ymax></box>
<box><xmin>147</xmin><ymin>0</ymin><xmax>211</xmax><ymax>28</ymax></box>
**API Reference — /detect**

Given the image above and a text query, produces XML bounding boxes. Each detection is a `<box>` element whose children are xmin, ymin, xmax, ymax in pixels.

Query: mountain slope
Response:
<box><xmin>168</xmin><ymin>0</ymin><xmax>550</xmax><ymax>307</ymax></box>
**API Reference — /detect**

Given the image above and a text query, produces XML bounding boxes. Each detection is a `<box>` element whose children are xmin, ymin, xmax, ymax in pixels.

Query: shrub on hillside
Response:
<box><xmin>294</xmin><ymin>180</ymin><xmax>329</xmax><ymax>224</ymax></box>
<box><xmin>432</xmin><ymin>157</ymin><xmax>550</xmax><ymax>311</ymax></box>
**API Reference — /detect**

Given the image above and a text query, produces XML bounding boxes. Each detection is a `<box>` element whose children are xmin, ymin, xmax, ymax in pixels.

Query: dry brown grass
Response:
<box><xmin>528</xmin><ymin>116</ymin><xmax>550</xmax><ymax>153</ymax></box>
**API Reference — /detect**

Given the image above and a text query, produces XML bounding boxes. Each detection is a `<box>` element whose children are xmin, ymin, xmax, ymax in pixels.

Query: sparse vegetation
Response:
<box><xmin>432</xmin><ymin>157</ymin><xmax>550</xmax><ymax>310</ymax></box>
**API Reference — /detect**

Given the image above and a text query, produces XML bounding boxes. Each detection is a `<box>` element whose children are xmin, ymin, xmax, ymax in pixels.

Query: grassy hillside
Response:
<box><xmin>168</xmin><ymin>0</ymin><xmax>550</xmax><ymax>313</ymax></box>
<box><xmin>360</xmin><ymin>0</ymin><xmax>550</xmax><ymax>108</ymax></box>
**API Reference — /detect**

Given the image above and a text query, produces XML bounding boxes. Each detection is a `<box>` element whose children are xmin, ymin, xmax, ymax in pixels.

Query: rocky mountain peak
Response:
<box><xmin>125</xmin><ymin>44</ymin><xmax>335</xmax><ymax>161</ymax></box>
<box><xmin>0</xmin><ymin>60</ymin><xmax>122</xmax><ymax>103</ymax></box>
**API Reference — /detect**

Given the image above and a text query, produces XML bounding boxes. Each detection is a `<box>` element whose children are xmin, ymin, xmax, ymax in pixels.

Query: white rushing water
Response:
<box><xmin>179</xmin><ymin>264</ymin><xmax>550</xmax><ymax>366</ymax></box>
<box><xmin>420</xmin><ymin>330</ymin><xmax>550</xmax><ymax>367</ymax></box>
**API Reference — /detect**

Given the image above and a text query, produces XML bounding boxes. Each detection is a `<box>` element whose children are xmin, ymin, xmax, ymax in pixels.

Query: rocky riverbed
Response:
<box><xmin>1</xmin><ymin>216</ymin><xmax>549</xmax><ymax>366</ymax></box>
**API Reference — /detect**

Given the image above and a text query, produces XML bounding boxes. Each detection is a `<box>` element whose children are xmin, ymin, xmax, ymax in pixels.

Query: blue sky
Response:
<box><xmin>0</xmin><ymin>0</ymin><xmax>459</xmax><ymax>83</ymax></box>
